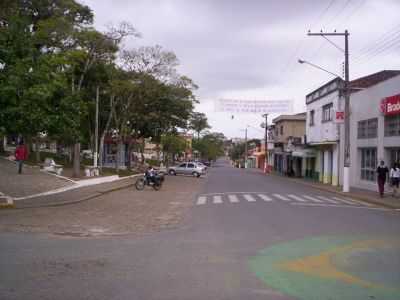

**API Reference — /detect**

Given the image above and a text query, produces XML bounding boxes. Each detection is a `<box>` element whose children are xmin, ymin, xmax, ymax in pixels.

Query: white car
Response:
<box><xmin>168</xmin><ymin>162</ymin><xmax>206</xmax><ymax>178</ymax></box>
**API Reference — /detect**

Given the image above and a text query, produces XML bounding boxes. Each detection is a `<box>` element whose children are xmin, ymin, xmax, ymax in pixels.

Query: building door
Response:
<box><xmin>328</xmin><ymin>150</ymin><xmax>333</xmax><ymax>184</ymax></box>
<box><xmin>389</xmin><ymin>148</ymin><xmax>400</xmax><ymax>166</ymax></box>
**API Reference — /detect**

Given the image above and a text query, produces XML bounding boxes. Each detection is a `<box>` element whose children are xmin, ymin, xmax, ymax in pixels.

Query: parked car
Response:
<box><xmin>195</xmin><ymin>161</ymin><xmax>207</xmax><ymax>170</ymax></box>
<box><xmin>168</xmin><ymin>162</ymin><xmax>206</xmax><ymax>178</ymax></box>
<box><xmin>201</xmin><ymin>160</ymin><xmax>211</xmax><ymax>167</ymax></box>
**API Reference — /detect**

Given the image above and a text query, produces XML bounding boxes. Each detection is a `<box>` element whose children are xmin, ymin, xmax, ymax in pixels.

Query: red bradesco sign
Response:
<box><xmin>381</xmin><ymin>94</ymin><xmax>400</xmax><ymax>115</ymax></box>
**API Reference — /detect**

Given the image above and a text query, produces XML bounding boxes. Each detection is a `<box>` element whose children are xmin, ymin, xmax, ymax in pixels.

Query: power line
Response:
<box><xmin>340</xmin><ymin>0</ymin><xmax>366</xmax><ymax>23</ymax></box>
<box><xmin>354</xmin><ymin>35</ymin><xmax>400</xmax><ymax>65</ymax></box>
<box><xmin>279</xmin><ymin>0</ymin><xmax>338</xmax><ymax>80</ymax></box>
<box><xmin>353</xmin><ymin>30</ymin><xmax>400</xmax><ymax>64</ymax></box>
<box><xmin>353</xmin><ymin>23</ymin><xmax>400</xmax><ymax>59</ymax></box>
<box><xmin>324</xmin><ymin>0</ymin><xmax>353</xmax><ymax>28</ymax></box>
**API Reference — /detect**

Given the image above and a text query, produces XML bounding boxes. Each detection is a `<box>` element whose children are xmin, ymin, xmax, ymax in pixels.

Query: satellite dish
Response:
<box><xmin>260</xmin><ymin>122</ymin><xmax>266</xmax><ymax>128</ymax></box>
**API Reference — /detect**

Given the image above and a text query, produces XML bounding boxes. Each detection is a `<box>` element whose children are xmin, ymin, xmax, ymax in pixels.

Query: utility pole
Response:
<box><xmin>307</xmin><ymin>30</ymin><xmax>350</xmax><ymax>192</ymax></box>
<box><xmin>262</xmin><ymin>114</ymin><xmax>268</xmax><ymax>173</ymax></box>
<box><xmin>244</xmin><ymin>127</ymin><xmax>248</xmax><ymax>168</ymax></box>
<box><xmin>94</xmin><ymin>86</ymin><xmax>99</xmax><ymax>168</ymax></box>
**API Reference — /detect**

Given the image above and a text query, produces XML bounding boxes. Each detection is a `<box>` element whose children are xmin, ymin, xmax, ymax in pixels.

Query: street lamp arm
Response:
<box><xmin>298</xmin><ymin>59</ymin><xmax>342</xmax><ymax>79</ymax></box>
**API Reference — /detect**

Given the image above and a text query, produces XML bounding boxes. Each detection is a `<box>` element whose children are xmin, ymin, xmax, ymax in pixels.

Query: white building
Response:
<box><xmin>305</xmin><ymin>70</ymin><xmax>400</xmax><ymax>191</ymax></box>
<box><xmin>305</xmin><ymin>77</ymin><xmax>342</xmax><ymax>185</ymax></box>
<box><xmin>338</xmin><ymin>70</ymin><xmax>400</xmax><ymax>191</ymax></box>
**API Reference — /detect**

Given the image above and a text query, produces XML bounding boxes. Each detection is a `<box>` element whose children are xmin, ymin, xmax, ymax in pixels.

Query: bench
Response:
<box><xmin>42</xmin><ymin>158</ymin><xmax>63</xmax><ymax>175</ymax></box>
<box><xmin>84</xmin><ymin>165</ymin><xmax>99</xmax><ymax>177</ymax></box>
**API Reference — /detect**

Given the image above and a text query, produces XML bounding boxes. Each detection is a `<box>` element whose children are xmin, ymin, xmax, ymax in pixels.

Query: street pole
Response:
<box><xmin>94</xmin><ymin>86</ymin><xmax>99</xmax><ymax>168</ymax></box>
<box><xmin>263</xmin><ymin>114</ymin><xmax>268</xmax><ymax>173</ymax></box>
<box><xmin>244</xmin><ymin>127</ymin><xmax>248</xmax><ymax>168</ymax></box>
<box><xmin>343</xmin><ymin>30</ymin><xmax>350</xmax><ymax>192</ymax></box>
<box><xmin>307</xmin><ymin>30</ymin><xmax>350</xmax><ymax>192</ymax></box>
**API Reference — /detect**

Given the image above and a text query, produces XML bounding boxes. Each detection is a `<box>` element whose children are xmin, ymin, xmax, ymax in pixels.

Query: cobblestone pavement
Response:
<box><xmin>0</xmin><ymin>175</ymin><xmax>206</xmax><ymax>237</ymax></box>
<box><xmin>0</xmin><ymin>158</ymin><xmax>73</xmax><ymax>198</ymax></box>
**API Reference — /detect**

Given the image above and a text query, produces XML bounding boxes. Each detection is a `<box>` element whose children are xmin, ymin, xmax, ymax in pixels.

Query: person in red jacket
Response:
<box><xmin>15</xmin><ymin>140</ymin><xmax>28</xmax><ymax>174</ymax></box>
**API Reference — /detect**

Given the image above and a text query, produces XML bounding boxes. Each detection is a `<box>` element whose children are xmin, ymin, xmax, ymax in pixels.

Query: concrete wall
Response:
<box><xmin>306</xmin><ymin>90</ymin><xmax>341</xmax><ymax>143</ymax></box>
<box><xmin>274</xmin><ymin>120</ymin><xmax>306</xmax><ymax>144</ymax></box>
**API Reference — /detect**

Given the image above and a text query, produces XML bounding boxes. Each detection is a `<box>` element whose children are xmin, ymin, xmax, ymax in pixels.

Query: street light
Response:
<box><xmin>298</xmin><ymin>59</ymin><xmax>342</xmax><ymax>79</ymax></box>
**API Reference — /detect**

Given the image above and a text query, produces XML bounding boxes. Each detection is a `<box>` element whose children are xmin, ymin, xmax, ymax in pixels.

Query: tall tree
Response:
<box><xmin>189</xmin><ymin>112</ymin><xmax>210</xmax><ymax>139</ymax></box>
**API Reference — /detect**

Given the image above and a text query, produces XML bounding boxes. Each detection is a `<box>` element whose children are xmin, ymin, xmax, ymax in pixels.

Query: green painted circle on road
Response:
<box><xmin>249</xmin><ymin>236</ymin><xmax>400</xmax><ymax>300</ymax></box>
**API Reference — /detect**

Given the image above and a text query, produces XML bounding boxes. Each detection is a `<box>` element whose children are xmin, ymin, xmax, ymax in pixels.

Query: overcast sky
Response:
<box><xmin>83</xmin><ymin>0</ymin><xmax>400</xmax><ymax>139</ymax></box>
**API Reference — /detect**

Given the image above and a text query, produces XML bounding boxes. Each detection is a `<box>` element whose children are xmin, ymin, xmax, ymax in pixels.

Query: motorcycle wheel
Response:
<box><xmin>135</xmin><ymin>178</ymin><xmax>145</xmax><ymax>190</ymax></box>
<box><xmin>153</xmin><ymin>181</ymin><xmax>162</xmax><ymax>191</ymax></box>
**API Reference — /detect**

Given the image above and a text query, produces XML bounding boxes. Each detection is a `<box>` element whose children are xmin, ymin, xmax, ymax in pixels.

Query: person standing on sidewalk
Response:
<box><xmin>390</xmin><ymin>163</ymin><xmax>400</xmax><ymax>198</ymax></box>
<box><xmin>376</xmin><ymin>160</ymin><xmax>389</xmax><ymax>198</ymax></box>
<box><xmin>15</xmin><ymin>140</ymin><xmax>28</xmax><ymax>174</ymax></box>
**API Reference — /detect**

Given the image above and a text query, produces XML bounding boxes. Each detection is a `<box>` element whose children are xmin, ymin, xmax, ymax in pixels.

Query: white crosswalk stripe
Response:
<box><xmin>331</xmin><ymin>197</ymin><xmax>358</xmax><ymax>205</ymax></box>
<box><xmin>213</xmin><ymin>195</ymin><xmax>223</xmax><ymax>204</ymax></box>
<box><xmin>287</xmin><ymin>194</ymin><xmax>307</xmax><ymax>202</ymax></box>
<box><xmin>258</xmin><ymin>194</ymin><xmax>273</xmax><ymax>202</ymax></box>
<box><xmin>316</xmin><ymin>196</ymin><xmax>339</xmax><ymax>204</ymax></box>
<box><xmin>243</xmin><ymin>194</ymin><xmax>256</xmax><ymax>202</ymax></box>
<box><xmin>196</xmin><ymin>196</ymin><xmax>207</xmax><ymax>205</ymax></box>
<box><xmin>302</xmin><ymin>195</ymin><xmax>324</xmax><ymax>203</ymax></box>
<box><xmin>228</xmin><ymin>194</ymin><xmax>239</xmax><ymax>203</ymax></box>
<box><xmin>196</xmin><ymin>193</ymin><xmax>371</xmax><ymax>208</ymax></box>
<box><xmin>332</xmin><ymin>197</ymin><xmax>372</xmax><ymax>206</ymax></box>
<box><xmin>273</xmin><ymin>194</ymin><xmax>291</xmax><ymax>201</ymax></box>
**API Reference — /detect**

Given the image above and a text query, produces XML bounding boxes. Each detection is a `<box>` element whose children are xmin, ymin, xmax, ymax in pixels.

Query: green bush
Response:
<box><xmin>145</xmin><ymin>159</ymin><xmax>161</xmax><ymax>167</ymax></box>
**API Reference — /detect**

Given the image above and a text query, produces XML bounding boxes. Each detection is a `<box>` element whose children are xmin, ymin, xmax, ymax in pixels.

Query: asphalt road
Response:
<box><xmin>1</xmin><ymin>158</ymin><xmax>400</xmax><ymax>300</ymax></box>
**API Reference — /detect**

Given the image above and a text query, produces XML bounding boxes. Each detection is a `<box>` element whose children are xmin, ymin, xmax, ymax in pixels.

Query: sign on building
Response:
<box><xmin>335</xmin><ymin>111</ymin><xmax>345</xmax><ymax>123</ymax></box>
<box><xmin>381</xmin><ymin>94</ymin><xmax>400</xmax><ymax>116</ymax></box>
<box><xmin>214</xmin><ymin>99</ymin><xmax>293</xmax><ymax>114</ymax></box>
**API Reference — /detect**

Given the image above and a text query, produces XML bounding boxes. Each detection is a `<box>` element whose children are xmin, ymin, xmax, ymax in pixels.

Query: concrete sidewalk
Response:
<box><xmin>0</xmin><ymin>157</ymin><xmax>140</xmax><ymax>208</ymax></box>
<box><xmin>245</xmin><ymin>167</ymin><xmax>400</xmax><ymax>209</ymax></box>
<box><xmin>0</xmin><ymin>157</ymin><xmax>73</xmax><ymax>198</ymax></box>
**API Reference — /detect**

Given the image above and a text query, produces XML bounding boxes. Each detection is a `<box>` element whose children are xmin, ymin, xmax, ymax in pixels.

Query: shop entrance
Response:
<box><xmin>388</xmin><ymin>148</ymin><xmax>400</xmax><ymax>167</ymax></box>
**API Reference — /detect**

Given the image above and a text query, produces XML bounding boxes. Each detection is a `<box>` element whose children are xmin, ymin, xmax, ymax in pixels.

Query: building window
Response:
<box><xmin>358</xmin><ymin>118</ymin><xmax>378</xmax><ymax>139</ymax></box>
<box><xmin>322</xmin><ymin>103</ymin><xmax>333</xmax><ymax>122</ymax></box>
<box><xmin>280</xmin><ymin>125</ymin><xmax>283</xmax><ymax>135</ymax></box>
<box><xmin>360</xmin><ymin>148</ymin><xmax>376</xmax><ymax>181</ymax></box>
<box><xmin>309</xmin><ymin>110</ymin><xmax>315</xmax><ymax>126</ymax></box>
<box><xmin>384</xmin><ymin>114</ymin><xmax>400</xmax><ymax>137</ymax></box>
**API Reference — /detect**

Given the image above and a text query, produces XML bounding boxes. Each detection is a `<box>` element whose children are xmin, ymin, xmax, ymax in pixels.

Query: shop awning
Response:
<box><xmin>308</xmin><ymin>141</ymin><xmax>337</xmax><ymax>146</ymax></box>
<box><xmin>292</xmin><ymin>149</ymin><xmax>317</xmax><ymax>158</ymax></box>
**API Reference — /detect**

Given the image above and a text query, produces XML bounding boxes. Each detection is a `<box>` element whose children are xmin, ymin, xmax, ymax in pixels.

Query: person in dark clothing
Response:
<box><xmin>376</xmin><ymin>160</ymin><xmax>389</xmax><ymax>197</ymax></box>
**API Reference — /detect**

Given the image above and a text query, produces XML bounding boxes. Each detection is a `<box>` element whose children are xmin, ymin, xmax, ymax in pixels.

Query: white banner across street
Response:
<box><xmin>214</xmin><ymin>99</ymin><xmax>293</xmax><ymax>114</ymax></box>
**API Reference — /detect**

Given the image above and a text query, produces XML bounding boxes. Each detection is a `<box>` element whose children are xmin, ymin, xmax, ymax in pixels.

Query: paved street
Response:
<box><xmin>1</xmin><ymin>158</ymin><xmax>400</xmax><ymax>300</ymax></box>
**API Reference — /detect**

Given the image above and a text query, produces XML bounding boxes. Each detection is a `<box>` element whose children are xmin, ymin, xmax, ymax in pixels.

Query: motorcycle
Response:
<box><xmin>135</xmin><ymin>171</ymin><xmax>164</xmax><ymax>191</ymax></box>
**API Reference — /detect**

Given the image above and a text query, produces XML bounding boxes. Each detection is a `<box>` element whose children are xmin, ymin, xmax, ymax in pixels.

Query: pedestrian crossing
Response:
<box><xmin>195</xmin><ymin>192</ymin><xmax>373</xmax><ymax>208</ymax></box>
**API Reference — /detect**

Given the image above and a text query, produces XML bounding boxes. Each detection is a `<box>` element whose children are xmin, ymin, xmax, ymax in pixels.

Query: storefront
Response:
<box><xmin>382</xmin><ymin>93</ymin><xmax>400</xmax><ymax>168</ymax></box>
<box><xmin>345</xmin><ymin>77</ymin><xmax>400</xmax><ymax>191</ymax></box>
<box><xmin>292</xmin><ymin>149</ymin><xmax>317</xmax><ymax>179</ymax></box>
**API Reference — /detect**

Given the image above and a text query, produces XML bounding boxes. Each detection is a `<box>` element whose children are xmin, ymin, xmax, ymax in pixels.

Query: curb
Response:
<box><xmin>265</xmin><ymin>172</ymin><xmax>399</xmax><ymax>210</ymax></box>
<box><xmin>13</xmin><ymin>181</ymin><xmax>135</xmax><ymax>209</ymax></box>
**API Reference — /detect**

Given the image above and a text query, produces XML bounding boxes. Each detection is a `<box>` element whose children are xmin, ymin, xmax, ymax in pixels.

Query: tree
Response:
<box><xmin>189</xmin><ymin>112</ymin><xmax>210</xmax><ymax>139</ymax></box>
<box><xmin>121</xmin><ymin>45</ymin><xmax>179</xmax><ymax>83</ymax></box>
<box><xmin>161</xmin><ymin>133</ymin><xmax>187</xmax><ymax>165</ymax></box>
<box><xmin>229</xmin><ymin>142</ymin><xmax>246</xmax><ymax>161</ymax></box>
<box><xmin>193</xmin><ymin>132</ymin><xmax>225</xmax><ymax>161</ymax></box>
<box><xmin>0</xmin><ymin>0</ymin><xmax>93</xmax><ymax>165</ymax></box>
